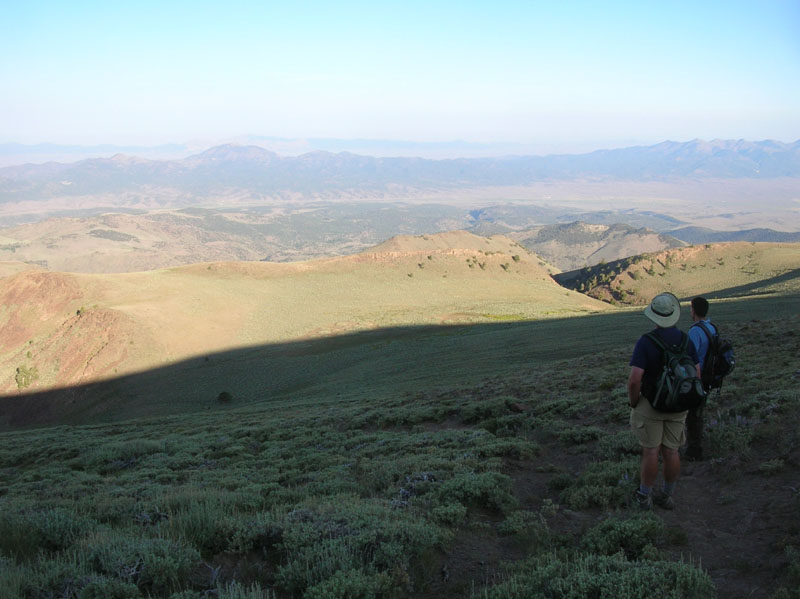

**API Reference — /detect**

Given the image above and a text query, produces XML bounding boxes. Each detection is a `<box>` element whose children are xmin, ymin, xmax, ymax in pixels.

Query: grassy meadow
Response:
<box><xmin>0</xmin><ymin>286</ymin><xmax>799</xmax><ymax>598</ymax></box>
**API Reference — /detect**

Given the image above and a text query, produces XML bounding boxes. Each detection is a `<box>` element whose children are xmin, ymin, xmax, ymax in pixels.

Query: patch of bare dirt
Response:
<box><xmin>0</xmin><ymin>270</ymin><xmax>84</xmax><ymax>350</ymax></box>
<box><xmin>420</xmin><ymin>435</ymin><xmax>799</xmax><ymax>599</ymax></box>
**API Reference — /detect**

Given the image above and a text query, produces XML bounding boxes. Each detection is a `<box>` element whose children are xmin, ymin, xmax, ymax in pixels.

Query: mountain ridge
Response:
<box><xmin>2</xmin><ymin>140</ymin><xmax>799</xmax><ymax>200</ymax></box>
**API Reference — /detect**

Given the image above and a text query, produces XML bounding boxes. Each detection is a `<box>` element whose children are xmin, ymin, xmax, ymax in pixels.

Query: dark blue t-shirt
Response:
<box><xmin>630</xmin><ymin>326</ymin><xmax>700</xmax><ymax>386</ymax></box>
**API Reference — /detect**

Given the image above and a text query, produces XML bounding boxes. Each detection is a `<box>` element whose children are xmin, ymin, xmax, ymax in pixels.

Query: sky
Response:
<box><xmin>3</xmin><ymin>0</ymin><xmax>800</xmax><ymax>154</ymax></box>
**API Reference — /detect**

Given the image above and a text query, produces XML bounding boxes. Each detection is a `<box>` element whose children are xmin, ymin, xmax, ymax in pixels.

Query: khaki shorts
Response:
<box><xmin>630</xmin><ymin>399</ymin><xmax>687</xmax><ymax>449</ymax></box>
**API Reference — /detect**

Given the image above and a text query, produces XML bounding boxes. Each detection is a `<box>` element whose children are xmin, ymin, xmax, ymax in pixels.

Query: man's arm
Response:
<box><xmin>628</xmin><ymin>366</ymin><xmax>644</xmax><ymax>408</ymax></box>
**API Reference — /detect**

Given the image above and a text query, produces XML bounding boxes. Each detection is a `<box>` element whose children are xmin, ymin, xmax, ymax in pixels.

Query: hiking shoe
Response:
<box><xmin>653</xmin><ymin>491</ymin><xmax>675</xmax><ymax>510</ymax></box>
<box><xmin>632</xmin><ymin>489</ymin><xmax>652</xmax><ymax>510</ymax></box>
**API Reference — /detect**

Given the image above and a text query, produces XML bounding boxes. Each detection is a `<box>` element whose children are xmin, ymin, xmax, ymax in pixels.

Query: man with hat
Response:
<box><xmin>627</xmin><ymin>292</ymin><xmax>701</xmax><ymax>510</ymax></box>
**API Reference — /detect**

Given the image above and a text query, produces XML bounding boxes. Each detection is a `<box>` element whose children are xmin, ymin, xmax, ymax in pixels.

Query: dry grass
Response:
<box><xmin>562</xmin><ymin>242</ymin><xmax>800</xmax><ymax>304</ymax></box>
<box><xmin>0</xmin><ymin>232</ymin><xmax>608</xmax><ymax>394</ymax></box>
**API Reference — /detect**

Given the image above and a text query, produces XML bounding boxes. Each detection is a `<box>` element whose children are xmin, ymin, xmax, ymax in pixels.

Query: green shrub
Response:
<box><xmin>706</xmin><ymin>419</ymin><xmax>753</xmax><ymax>458</ymax></box>
<box><xmin>228</xmin><ymin>512</ymin><xmax>284</xmax><ymax>555</ymax></box>
<box><xmin>475</xmin><ymin>552</ymin><xmax>714</xmax><ymax>599</ymax></box>
<box><xmin>14</xmin><ymin>364</ymin><xmax>39</xmax><ymax>390</ymax></box>
<box><xmin>217</xmin><ymin>581</ymin><xmax>275</xmax><ymax>599</ymax></box>
<box><xmin>82</xmin><ymin>439</ymin><xmax>167</xmax><ymax>473</ymax></box>
<box><xmin>497</xmin><ymin>510</ymin><xmax>551</xmax><ymax>551</ymax></box>
<box><xmin>556</xmin><ymin>425</ymin><xmax>604</xmax><ymax>445</ymax></box>
<box><xmin>0</xmin><ymin>507</ymin><xmax>96</xmax><ymax>560</ymax></box>
<box><xmin>581</xmin><ymin>513</ymin><xmax>666</xmax><ymax>559</ymax></box>
<box><xmin>0</xmin><ymin>553</ymin><xmax>25</xmax><ymax>599</ymax></box>
<box><xmin>758</xmin><ymin>458</ymin><xmax>785</xmax><ymax>475</ymax></box>
<box><xmin>435</xmin><ymin>471</ymin><xmax>517</xmax><ymax>512</ymax></box>
<box><xmin>461</xmin><ymin>398</ymin><xmax>510</xmax><ymax>423</ymax></box>
<box><xmin>431</xmin><ymin>503</ymin><xmax>468</xmax><ymax>526</ymax></box>
<box><xmin>79</xmin><ymin>577</ymin><xmax>142</xmax><ymax>599</ymax></box>
<box><xmin>548</xmin><ymin>472</ymin><xmax>573</xmax><ymax>491</ymax></box>
<box><xmin>304</xmin><ymin>569</ymin><xmax>392</xmax><ymax>599</ymax></box>
<box><xmin>84</xmin><ymin>532</ymin><xmax>201</xmax><ymax>595</ymax></box>
<box><xmin>597</xmin><ymin>430</ymin><xmax>639</xmax><ymax>459</ymax></box>
<box><xmin>276</xmin><ymin>537</ymin><xmax>364</xmax><ymax>595</ymax></box>
<box><xmin>559</xmin><ymin>458</ymin><xmax>637</xmax><ymax>510</ymax></box>
<box><xmin>164</xmin><ymin>498</ymin><xmax>235</xmax><ymax>556</ymax></box>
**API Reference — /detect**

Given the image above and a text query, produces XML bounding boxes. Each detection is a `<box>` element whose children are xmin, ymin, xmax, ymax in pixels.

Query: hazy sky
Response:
<box><xmin>3</xmin><ymin>0</ymin><xmax>800</xmax><ymax>152</ymax></box>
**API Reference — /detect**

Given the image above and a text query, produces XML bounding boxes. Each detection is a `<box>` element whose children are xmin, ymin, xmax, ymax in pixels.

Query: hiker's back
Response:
<box><xmin>640</xmin><ymin>328</ymin><xmax>705</xmax><ymax>413</ymax></box>
<box><xmin>691</xmin><ymin>320</ymin><xmax>735</xmax><ymax>391</ymax></box>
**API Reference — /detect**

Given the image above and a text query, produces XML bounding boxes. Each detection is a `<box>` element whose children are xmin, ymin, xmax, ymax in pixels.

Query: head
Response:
<box><xmin>691</xmin><ymin>296</ymin><xmax>709</xmax><ymax>319</ymax></box>
<box><xmin>644</xmin><ymin>292</ymin><xmax>681</xmax><ymax>328</ymax></box>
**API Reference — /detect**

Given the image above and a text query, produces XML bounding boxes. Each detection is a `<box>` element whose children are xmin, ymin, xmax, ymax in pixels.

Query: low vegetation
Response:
<box><xmin>0</xmin><ymin>288</ymin><xmax>798</xmax><ymax>597</ymax></box>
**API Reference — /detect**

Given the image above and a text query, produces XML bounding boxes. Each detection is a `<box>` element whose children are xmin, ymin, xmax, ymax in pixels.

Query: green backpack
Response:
<box><xmin>644</xmin><ymin>332</ymin><xmax>706</xmax><ymax>412</ymax></box>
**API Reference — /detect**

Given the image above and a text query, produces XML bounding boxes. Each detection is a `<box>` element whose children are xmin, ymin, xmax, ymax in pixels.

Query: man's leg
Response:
<box><xmin>661</xmin><ymin>446</ymin><xmax>681</xmax><ymax>485</ymax></box>
<box><xmin>684</xmin><ymin>406</ymin><xmax>704</xmax><ymax>460</ymax></box>
<box><xmin>633</xmin><ymin>445</ymin><xmax>660</xmax><ymax>509</ymax></box>
<box><xmin>640</xmin><ymin>446</ymin><xmax>661</xmax><ymax>489</ymax></box>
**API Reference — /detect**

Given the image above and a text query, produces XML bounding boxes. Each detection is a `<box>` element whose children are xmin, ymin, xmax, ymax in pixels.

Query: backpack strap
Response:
<box><xmin>644</xmin><ymin>331</ymin><xmax>666</xmax><ymax>358</ymax></box>
<box><xmin>691</xmin><ymin>320</ymin><xmax>717</xmax><ymax>343</ymax></box>
<box><xmin>691</xmin><ymin>321</ymin><xmax>717</xmax><ymax>373</ymax></box>
<box><xmin>645</xmin><ymin>330</ymin><xmax>687</xmax><ymax>356</ymax></box>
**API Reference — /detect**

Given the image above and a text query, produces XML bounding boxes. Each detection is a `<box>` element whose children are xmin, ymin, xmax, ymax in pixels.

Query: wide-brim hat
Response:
<box><xmin>644</xmin><ymin>292</ymin><xmax>681</xmax><ymax>327</ymax></box>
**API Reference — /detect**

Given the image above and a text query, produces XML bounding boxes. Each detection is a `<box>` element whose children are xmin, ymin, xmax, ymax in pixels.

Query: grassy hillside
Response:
<box><xmin>0</xmin><ymin>231</ymin><xmax>606</xmax><ymax>396</ymax></box>
<box><xmin>554</xmin><ymin>242</ymin><xmax>800</xmax><ymax>305</ymax></box>
<box><xmin>0</xmin><ymin>291</ymin><xmax>797</xmax><ymax>598</ymax></box>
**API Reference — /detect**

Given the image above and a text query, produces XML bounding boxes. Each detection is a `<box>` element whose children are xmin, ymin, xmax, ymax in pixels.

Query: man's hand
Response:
<box><xmin>628</xmin><ymin>366</ymin><xmax>644</xmax><ymax>408</ymax></box>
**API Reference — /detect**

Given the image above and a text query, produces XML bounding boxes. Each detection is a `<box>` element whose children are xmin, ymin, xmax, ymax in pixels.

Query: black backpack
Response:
<box><xmin>644</xmin><ymin>332</ymin><xmax>706</xmax><ymax>412</ymax></box>
<box><xmin>692</xmin><ymin>321</ymin><xmax>735</xmax><ymax>391</ymax></box>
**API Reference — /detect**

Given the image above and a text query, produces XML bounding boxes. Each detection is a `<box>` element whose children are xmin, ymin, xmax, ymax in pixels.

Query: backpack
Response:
<box><xmin>692</xmin><ymin>321</ymin><xmax>735</xmax><ymax>391</ymax></box>
<box><xmin>644</xmin><ymin>332</ymin><xmax>706</xmax><ymax>412</ymax></box>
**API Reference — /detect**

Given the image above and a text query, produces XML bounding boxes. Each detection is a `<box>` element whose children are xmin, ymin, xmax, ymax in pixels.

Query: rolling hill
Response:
<box><xmin>0</xmin><ymin>204</ymin><xmax>477</xmax><ymax>272</ymax></box>
<box><xmin>553</xmin><ymin>241</ymin><xmax>800</xmax><ymax>304</ymax></box>
<box><xmin>0</xmin><ymin>231</ymin><xmax>605</xmax><ymax>399</ymax></box>
<box><xmin>509</xmin><ymin>222</ymin><xmax>686</xmax><ymax>271</ymax></box>
<box><xmin>0</xmin><ymin>206</ymin><xmax>689</xmax><ymax>274</ymax></box>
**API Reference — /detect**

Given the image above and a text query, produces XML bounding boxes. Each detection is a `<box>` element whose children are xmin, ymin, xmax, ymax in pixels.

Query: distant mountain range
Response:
<box><xmin>1</xmin><ymin>139</ymin><xmax>799</xmax><ymax>207</ymax></box>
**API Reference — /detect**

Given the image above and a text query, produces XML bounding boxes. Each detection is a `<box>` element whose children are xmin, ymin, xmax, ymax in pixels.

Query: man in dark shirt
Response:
<box><xmin>628</xmin><ymin>292</ymin><xmax>700</xmax><ymax>510</ymax></box>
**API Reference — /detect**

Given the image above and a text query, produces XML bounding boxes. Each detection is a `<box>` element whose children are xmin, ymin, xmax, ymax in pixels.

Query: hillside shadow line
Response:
<box><xmin>1</xmin><ymin>292</ymin><xmax>797</xmax><ymax>431</ymax></box>
<box><xmin>0</xmin><ymin>314</ymin><xmax>633</xmax><ymax>430</ymax></box>
<box><xmin>702</xmin><ymin>268</ymin><xmax>800</xmax><ymax>299</ymax></box>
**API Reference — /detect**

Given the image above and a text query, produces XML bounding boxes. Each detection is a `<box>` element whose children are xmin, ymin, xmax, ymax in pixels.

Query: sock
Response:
<box><xmin>663</xmin><ymin>481</ymin><xmax>677</xmax><ymax>496</ymax></box>
<box><xmin>638</xmin><ymin>484</ymin><xmax>652</xmax><ymax>496</ymax></box>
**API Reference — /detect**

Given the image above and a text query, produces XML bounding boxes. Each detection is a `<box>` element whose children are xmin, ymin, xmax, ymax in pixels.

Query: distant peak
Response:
<box><xmin>187</xmin><ymin>144</ymin><xmax>279</xmax><ymax>163</ymax></box>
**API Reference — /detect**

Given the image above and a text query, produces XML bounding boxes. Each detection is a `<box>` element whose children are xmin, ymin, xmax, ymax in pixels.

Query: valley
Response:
<box><xmin>0</xmin><ymin>140</ymin><xmax>798</xmax><ymax>599</ymax></box>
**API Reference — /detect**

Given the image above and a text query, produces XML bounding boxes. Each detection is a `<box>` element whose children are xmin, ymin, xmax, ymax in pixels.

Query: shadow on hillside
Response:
<box><xmin>705</xmin><ymin>267</ymin><xmax>800</xmax><ymax>299</ymax></box>
<box><xmin>1</xmin><ymin>293</ymin><xmax>797</xmax><ymax>431</ymax></box>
